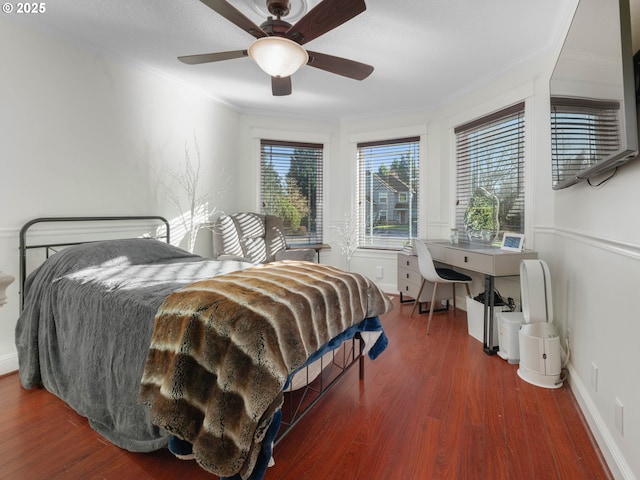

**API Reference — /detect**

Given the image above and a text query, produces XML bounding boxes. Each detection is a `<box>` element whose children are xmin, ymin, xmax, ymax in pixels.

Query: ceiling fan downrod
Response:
<box><xmin>266</xmin><ymin>0</ymin><xmax>290</xmax><ymax>19</ymax></box>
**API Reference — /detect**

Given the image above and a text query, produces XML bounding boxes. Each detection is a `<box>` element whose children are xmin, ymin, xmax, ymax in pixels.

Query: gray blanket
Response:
<box><xmin>15</xmin><ymin>239</ymin><xmax>250</xmax><ymax>451</ymax></box>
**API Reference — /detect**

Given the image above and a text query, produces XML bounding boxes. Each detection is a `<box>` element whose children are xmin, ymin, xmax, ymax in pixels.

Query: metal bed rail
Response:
<box><xmin>276</xmin><ymin>333</ymin><xmax>365</xmax><ymax>445</ymax></box>
<box><xmin>19</xmin><ymin>216</ymin><xmax>170</xmax><ymax>310</ymax></box>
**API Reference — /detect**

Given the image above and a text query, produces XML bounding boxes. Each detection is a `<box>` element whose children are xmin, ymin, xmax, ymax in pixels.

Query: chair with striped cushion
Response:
<box><xmin>212</xmin><ymin>212</ymin><xmax>316</xmax><ymax>264</ymax></box>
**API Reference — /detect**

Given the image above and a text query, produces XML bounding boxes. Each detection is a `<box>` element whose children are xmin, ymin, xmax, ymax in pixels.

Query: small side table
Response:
<box><xmin>290</xmin><ymin>243</ymin><xmax>331</xmax><ymax>263</ymax></box>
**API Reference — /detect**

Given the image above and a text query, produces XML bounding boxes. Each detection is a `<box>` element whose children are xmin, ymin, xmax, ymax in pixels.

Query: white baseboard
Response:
<box><xmin>568</xmin><ymin>364</ymin><xmax>636</xmax><ymax>480</ymax></box>
<box><xmin>377</xmin><ymin>282</ymin><xmax>397</xmax><ymax>297</ymax></box>
<box><xmin>0</xmin><ymin>352</ymin><xmax>18</xmax><ymax>377</ymax></box>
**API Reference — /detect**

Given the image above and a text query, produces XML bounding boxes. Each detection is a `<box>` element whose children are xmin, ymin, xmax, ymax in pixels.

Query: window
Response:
<box><xmin>550</xmin><ymin>97</ymin><xmax>620</xmax><ymax>187</ymax></box>
<box><xmin>357</xmin><ymin>136</ymin><xmax>420</xmax><ymax>249</ymax></box>
<box><xmin>455</xmin><ymin>102</ymin><xmax>525</xmax><ymax>242</ymax></box>
<box><xmin>260</xmin><ymin>139</ymin><xmax>323</xmax><ymax>245</ymax></box>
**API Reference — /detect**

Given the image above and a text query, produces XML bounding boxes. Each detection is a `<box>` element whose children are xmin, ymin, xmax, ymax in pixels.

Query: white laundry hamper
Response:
<box><xmin>516</xmin><ymin>259</ymin><xmax>563</xmax><ymax>389</ymax></box>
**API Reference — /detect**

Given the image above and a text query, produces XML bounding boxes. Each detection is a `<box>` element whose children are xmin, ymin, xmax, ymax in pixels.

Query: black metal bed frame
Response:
<box><xmin>19</xmin><ymin>216</ymin><xmax>170</xmax><ymax>310</ymax></box>
<box><xmin>276</xmin><ymin>332</ymin><xmax>364</xmax><ymax>444</ymax></box>
<box><xmin>18</xmin><ymin>215</ymin><xmax>365</xmax><ymax>444</ymax></box>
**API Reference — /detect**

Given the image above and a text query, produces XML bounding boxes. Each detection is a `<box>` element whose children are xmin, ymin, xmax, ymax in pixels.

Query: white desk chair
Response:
<box><xmin>411</xmin><ymin>239</ymin><xmax>473</xmax><ymax>334</ymax></box>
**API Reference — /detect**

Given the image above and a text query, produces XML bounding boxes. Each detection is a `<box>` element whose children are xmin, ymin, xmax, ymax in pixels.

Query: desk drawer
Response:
<box><xmin>398</xmin><ymin>254</ymin><xmax>418</xmax><ymax>271</ymax></box>
<box><xmin>445</xmin><ymin>249</ymin><xmax>493</xmax><ymax>275</ymax></box>
<box><xmin>398</xmin><ymin>273</ymin><xmax>450</xmax><ymax>302</ymax></box>
<box><xmin>398</xmin><ymin>266</ymin><xmax>422</xmax><ymax>287</ymax></box>
<box><xmin>398</xmin><ymin>279</ymin><xmax>420</xmax><ymax>299</ymax></box>
<box><xmin>397</xmin><ymin>253</ymin><xmax>450</xmax><ymax>302</ymax></box>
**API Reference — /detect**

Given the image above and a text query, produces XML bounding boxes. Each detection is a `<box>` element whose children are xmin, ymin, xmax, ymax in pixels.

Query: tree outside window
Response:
<box><xmin>260</xmin><ymin>140</ymin><xmax>323</xmax><ymax>245</ymax></box>
<box><xmin>455</xmin><ymin>103</ymin><xmax>525</xmax><ymax>244</ymax></box>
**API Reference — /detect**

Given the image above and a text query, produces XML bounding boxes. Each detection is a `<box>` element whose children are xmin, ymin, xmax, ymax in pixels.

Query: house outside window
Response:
<box><xmin>260</xmin><ymin>139</ymin><xmax>323</xmax><ymax>245</ymax></box>
<box><xmin>455</xmin><ymin>102</ymin><xmax>525</xmax><ymax>243</ymax></box>
<box><xmin>357</xmin><ymin>136</ymin><xmax>420</xmax><ymax>249</ymax></box>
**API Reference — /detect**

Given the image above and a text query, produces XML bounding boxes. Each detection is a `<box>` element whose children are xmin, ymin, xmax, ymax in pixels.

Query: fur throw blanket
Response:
<box><xmin>138</xmin><ymin>260</ymin><xmax>392</xmax><ymax>478</ymax></box>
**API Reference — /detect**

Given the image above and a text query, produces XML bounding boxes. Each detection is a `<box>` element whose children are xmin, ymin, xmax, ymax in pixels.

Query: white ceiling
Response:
<box><xmin>9</xmin><ymin>0</ymin><xmax>574</xmax><ymax>119</ymax></box>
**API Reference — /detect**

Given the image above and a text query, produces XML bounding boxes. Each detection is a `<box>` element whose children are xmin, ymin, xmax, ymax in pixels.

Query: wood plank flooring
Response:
<box><xmin>0</xmin><ymin>296</ymin><xmax>612</xmax><ymax>479</ymax></box>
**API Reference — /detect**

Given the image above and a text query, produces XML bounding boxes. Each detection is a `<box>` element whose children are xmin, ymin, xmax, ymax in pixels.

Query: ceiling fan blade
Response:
<box><xmin>286</xmin><ymin>0</ymin><xmax>367</xmax><ymax>45</ymax></box>
<box><xmin>178</xmin><ymin>50</ymin><xmax>248</xmax><ymax>65</ymax></box>
<box><xmin>306</xmin><ymin>51</ymin><xmax>373</xmax><ymax>80</ymax></box>
<box><xmin>199</xmin><ymin>0</ymin><xmax>267</xmax><ymax>39</ymax></box>
<box><xmin>272</xmin><ymin>76</ymin><xmax>292</xmax><ymax>96</ymax></box>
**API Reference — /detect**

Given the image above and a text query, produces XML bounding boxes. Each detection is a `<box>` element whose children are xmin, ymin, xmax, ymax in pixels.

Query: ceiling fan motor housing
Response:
<box><xmin>260</xmin><ymin>17</ymin><xmax>293</xmax><ymax>37</ymax></box>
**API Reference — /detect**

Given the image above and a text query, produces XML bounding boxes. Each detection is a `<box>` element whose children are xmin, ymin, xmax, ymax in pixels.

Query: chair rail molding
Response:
<box><xmin>534</xmin><ymin>225</ymin><xmax>640</xmax><ymax>260</ymax></box>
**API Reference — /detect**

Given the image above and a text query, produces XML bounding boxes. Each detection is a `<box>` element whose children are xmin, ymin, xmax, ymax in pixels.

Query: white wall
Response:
<box><xmin>0</xmin><ymin>18</ymin><xmax>241</xmax><ymax>374</ymax></box>
<box><xmin>539</xmin><ymin>2</ymin><xmax>640</xmax><ymax>477</ymax></box>
<box><xmin>545</xmin><ymin>163</ymin><xmax>640</xmax><ymax>480</ymax></box>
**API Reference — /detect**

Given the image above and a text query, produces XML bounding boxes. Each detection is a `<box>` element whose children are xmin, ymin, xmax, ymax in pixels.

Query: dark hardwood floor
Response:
<box><xmin>0</xmin><ymin>296</ymin><xmax>612</xmax><ymax>480</ymax></box>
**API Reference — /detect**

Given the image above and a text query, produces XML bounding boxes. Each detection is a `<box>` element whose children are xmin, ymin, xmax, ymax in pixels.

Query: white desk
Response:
<box><xmin>425</xmin><ymin>240</ymin><xmax>538</xmax><ymax>354</ymax></box>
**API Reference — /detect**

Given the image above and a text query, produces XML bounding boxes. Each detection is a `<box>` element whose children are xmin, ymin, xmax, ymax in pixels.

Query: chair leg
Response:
<box><xmin>426</xmin><ymin>282</ymin><xmax>438</xmax><ymax>335</ymax></box>
<box><xmin>411</xmin><ymin>279</ymin><xmax>426</xmax><ymax>318</ymax></box>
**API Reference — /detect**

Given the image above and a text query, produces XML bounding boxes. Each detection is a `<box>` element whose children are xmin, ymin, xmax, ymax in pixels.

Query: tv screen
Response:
<box><xmin>549</xmin><ymin>0</ymin><xmax>638</xmax><ymax>189</ymax></box>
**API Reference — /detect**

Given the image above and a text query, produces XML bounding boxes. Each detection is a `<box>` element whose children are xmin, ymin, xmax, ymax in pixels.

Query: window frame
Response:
<box><xmin>259</xmin><ymin>138</ymin><xmax>324</xmax><ymax>246</ymax></box>
<box><xmin>454</xmin><ymin>102</ymin><xmax>526</xmax><ymax>244</ymax></box>
<box><xmin>356</xmin><ymin>135</ymin><xmax>421</xmax><ymax>250</ymax></box>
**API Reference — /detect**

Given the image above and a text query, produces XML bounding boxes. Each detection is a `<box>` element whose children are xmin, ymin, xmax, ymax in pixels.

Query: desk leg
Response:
<box><xmin>483</xmin><ymin>274</ymin><xmax>498</xmax><ymax>355</ymax></box>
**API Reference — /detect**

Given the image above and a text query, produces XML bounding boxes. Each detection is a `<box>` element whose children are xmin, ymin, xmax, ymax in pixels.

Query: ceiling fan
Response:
<box><xmin>178</xmin><ymin>0</ymin><xmax>374</xmax><ymax>96</ymax></box>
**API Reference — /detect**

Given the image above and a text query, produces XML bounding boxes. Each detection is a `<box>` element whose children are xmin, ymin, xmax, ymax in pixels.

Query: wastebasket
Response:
<box><xmin>496</xmin><ymin>312</ymin><xmax>525</xmax><ymax>364</ymax></box>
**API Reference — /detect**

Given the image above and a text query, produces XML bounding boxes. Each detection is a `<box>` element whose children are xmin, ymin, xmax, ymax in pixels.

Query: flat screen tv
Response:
<box><xmin>550</xmin><ymin>0</ymin><xmax>638</xmax><ymax>189</ymax></box>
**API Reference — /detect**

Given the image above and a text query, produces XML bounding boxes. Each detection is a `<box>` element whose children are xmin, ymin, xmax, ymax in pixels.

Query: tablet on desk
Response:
<box><xmin>501</xmin><ymin>233</ymin><xmax>525</xmax><ymax>252</ymax></box>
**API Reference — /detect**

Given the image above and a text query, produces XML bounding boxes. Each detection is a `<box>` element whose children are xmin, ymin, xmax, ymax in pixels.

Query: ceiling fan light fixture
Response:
<box><xmin>247</xmin><ymin>37</ymin><xmax>308</xmax><ymax>77</ymax></box>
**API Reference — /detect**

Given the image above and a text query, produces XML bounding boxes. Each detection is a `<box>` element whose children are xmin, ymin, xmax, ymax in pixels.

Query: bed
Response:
<box><xmin>15</xmin><ymin>216</ymin><xmax>392</xmax><ymax>480</ymax></box>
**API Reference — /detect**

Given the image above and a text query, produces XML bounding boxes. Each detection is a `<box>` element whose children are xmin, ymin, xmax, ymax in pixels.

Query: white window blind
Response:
<box><xmin>357</xmin><ymin>136</ymin><xmax>420</xmax><ymax>249</ymax></box>
<box><xmin>550</xmin><ymin>97</ymin><xmax>620</xmax><ymax>187</ymax></box>
<box><xmin>455</xmin><ymin>102</ymin><xmax>525</xmax><ymax>241</ymax></box>
<box><xmin>260</xmin><ymin>139</ymin><xmax>323</xmax><ymax>245</ymax></box>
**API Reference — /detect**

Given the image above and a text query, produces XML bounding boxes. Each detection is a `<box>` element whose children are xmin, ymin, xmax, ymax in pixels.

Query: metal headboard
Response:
<box><xmin>19</xmin><ymin>216</ymin><xmax>170</xmax><ymax>310</ymax></box>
